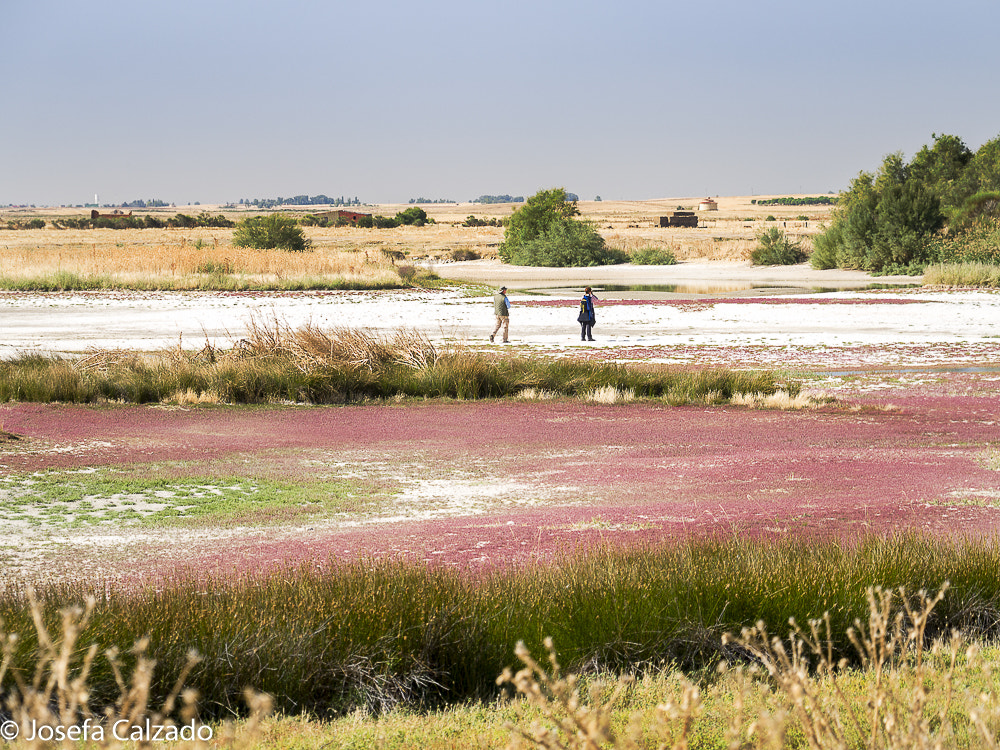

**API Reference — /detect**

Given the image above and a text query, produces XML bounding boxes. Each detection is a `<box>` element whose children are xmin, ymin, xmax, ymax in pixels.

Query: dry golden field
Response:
<box><xmin>0</xmin><ymin>196</ymin><xmax>835</xmax><ymax>286</ymax></box>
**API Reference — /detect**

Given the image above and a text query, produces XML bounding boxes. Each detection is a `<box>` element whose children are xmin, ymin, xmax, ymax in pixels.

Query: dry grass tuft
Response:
<box><xmin>585</xmin><ymin>386</ymin><xmax>635</xmax><ymax>404</ymax></box>
<box><xmin>729</xmin><ymin>388</ymin><xmax>828</xmax><ymax>410</ymax></box>
<box><xmin>500</xmin><ymin>585</ymin><xmax>1000</xmax><ymax>750</ymax></box>
<box><xmin>515</xmin><ymin>388</ymin><xmax>559</xmax><ymax>401</ymax></box>
<box><xmin>238</xmin><ymin>317</ymin><xmax>439</xmax><ymax>372</ymax></box>
<box><xmin>0</xmin><ymin>588</ymin><xmax>270</xmax><ymax>748</ymax></box>
<box><xmin>173</xmin><ymin>388</ymin><xmax>222</xmax><ymax>405</ymax></box>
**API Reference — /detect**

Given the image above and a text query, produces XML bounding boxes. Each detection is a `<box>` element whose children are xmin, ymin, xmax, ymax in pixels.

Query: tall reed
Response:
<box><xmin>923</xmin><ymin>261</ymin><xmax>1000</xmax><ymax>287</ymax></box>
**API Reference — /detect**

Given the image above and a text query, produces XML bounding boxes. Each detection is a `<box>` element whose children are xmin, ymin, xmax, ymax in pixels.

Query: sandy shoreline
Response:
<box><xmin>433</xmin><ymin>259</ymin><xmax>918</xmax><ymax>293</ymax></box>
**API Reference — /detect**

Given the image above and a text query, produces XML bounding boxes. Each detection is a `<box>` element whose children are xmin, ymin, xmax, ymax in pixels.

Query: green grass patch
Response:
<box><xmin>0</xmin><ymin>467</ymin><xmax>359</xmax><ymax>527</ymax></box>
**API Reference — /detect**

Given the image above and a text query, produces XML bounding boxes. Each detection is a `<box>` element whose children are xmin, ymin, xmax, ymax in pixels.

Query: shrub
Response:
<box><xmin>395</xmin><ymin>206</ymin><xmax>427</xmax><ymax>226</ymax></box>
<box><xmin>168</xmin><ymin>213</ymin><xmax>199</xmax><ymax>228</ymax></box>
<box><xmin>450</xmin><ymin>248</ymin><xmax>480</xmax><ymax>261</ymax></box>
<box><xmin>751</xmin><ymin>227</ymin><xmax>807</xmax><ymax>265</ymax></box>
<box><xmin>506</xmin><ymin>219</ymin><xmax>627</xmax><ymax>267</ymax></box>
<box><xmin>395</xmin><ymin>264</ymin><xmax>417</xmax><ymax>283</ymax></box>
<box><xmin>948</xmin><ymin>191</ymin><xmax>1000</xmax><ymax>234</ymax></box>
<box><xmin>372</xmin><ymin>215</ymin><xmax>399</xmax><ymax>229</ymax></box>
<box><xmin>3</xmin><ymin>218</ymin><xmax>46</xmax><ymax>230</ymax></box>
<box><xmin>233</xmin><ymin>214</ymin><xmax>311</xmax><ymax>252</ymax></box>
<box><xmin>928</xmin><ymin>217</ymin><xmax>1000</xmax><ymax>266</ymax></box>
<box><xmin>629</xmin><ymin>246</ymin><xmax>677</xmax><ymax>265</ymax></box>
<box><xmin>194</xmin><ymin>212</ymin><xmax>235</xmax><ymax>228</ymax></box>
<box><xmin>462</xmin><ymin>215</ymin><xmax>501</xmax><ymax>227</ymax></box>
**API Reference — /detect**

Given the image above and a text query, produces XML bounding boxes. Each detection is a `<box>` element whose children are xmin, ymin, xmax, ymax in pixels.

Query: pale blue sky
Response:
<box><xmin>3</xmin><ymin>0</ymin><xmax>999</xmax><ymax>206</ymax></box>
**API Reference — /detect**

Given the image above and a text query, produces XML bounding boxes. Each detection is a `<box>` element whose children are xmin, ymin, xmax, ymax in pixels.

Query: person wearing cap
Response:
<box><xmin>490</xmin><ymin>286</ymin><xmax>511</xmax><ymax>343</ymax></box>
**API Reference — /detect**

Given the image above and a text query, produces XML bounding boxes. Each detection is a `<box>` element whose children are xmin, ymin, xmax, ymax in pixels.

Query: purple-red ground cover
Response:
<box><xmin>2</xmin><ymin>371</ymin><xmax>1000</xmax><ymax>582</ymax></box>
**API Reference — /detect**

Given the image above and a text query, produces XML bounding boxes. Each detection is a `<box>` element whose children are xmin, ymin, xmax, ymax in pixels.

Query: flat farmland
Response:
<box><xmin>0</xmin><ymin>195</ymin><xmax>831</xmax><ymax>281</ymax></box>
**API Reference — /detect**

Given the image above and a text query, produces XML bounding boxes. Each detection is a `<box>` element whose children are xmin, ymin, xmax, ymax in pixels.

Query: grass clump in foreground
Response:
<box><xmin>4</xmin><ymin>533</ymin><xmax>1000</xmax><ymax>733</ymax></box>
<box><xmin>0</xmin><ymin>589</ymin><xmax>271</xmax><ymax>749</ymax></box>
<box><xmin>0</xmin><ymin>322</ymin><xmax>799</xmax><ymax>406</ymax></box>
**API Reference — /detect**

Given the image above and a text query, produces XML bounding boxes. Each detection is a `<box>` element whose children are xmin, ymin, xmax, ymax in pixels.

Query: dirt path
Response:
<box><xmin>3</xmin><ymin>372</ymin><xmax>999</xmax><ymax>581</ymax></box>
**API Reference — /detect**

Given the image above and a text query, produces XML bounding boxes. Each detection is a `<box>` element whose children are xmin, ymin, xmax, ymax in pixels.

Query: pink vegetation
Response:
<box><xmin>3</xmin><ymin>372</ymin><xmax>1000</xmax><ymax>580</ymax></box>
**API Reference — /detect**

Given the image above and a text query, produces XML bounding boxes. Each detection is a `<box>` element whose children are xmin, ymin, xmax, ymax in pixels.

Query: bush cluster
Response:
<box><xmin>461</xmin><ymin>215</ymin><xmax>502</xmax><ymax>227</ymax></box>
<box><xmin>628</xmin><ymin>246</ymin><xmax>677</xmax><ymax>265</ymax></box>
<box><xmin>48</xmin><ymin>213</ymin><xmax>234</xmax><ymax>230</ymax></box>
<box><xmin>751</xmin><ymin>227</ymin><xmax>807</xmax><ymax>265</ymax></box>
<box><xmin>1</xmin><ymin>218</ymin><xmax>46</xmax><ymax>230</ymax></box>
<box><xmin>814</xmin><ymin>132</ymin><xmax>1000</xmax><ymax>272</ymax></box>
<box><xmin>232</xmin><ymin>214</ymin><xmax>310</xmax><ymax>252</ymax></box>
<box><xmin>355</xmin><ymin>206</ymin><xmax>431</xmax><ymax>229</ymax></box>
<box><xmin>753</xmin><ymin>196</ymin><xmax>835</xmax><ymax>206</ymax></box>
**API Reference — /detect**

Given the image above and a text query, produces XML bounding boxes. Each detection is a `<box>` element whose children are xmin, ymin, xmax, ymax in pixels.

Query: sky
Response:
<box><xmin>3</xmin><ymin>0</ymin><xmax>1000</xmax><ymax>207</ymax></box>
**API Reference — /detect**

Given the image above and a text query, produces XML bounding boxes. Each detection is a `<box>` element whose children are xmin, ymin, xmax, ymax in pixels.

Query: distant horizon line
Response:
<box><xmin>2</xmin><ymin>190</ymin><xmax>839</xmax><ymax>210</ymax></box>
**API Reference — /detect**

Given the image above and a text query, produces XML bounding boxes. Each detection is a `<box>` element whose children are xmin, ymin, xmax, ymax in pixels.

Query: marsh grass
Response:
<box><xmin>923</xmin><ymin>262</ymin><xmax>1000</xmax><ymax>288</ymax></box>
<box><xmin>4</xmin><ymin>533</ymin><xmax>1000</xmax><ymax>723</ymax></box>
<box><xmin>498</xmin><ymin>586</ymin><xmax>1000</xmax><ymax>750</ymax></box>
<box><xmin>0</xmin><ymin>324</ymin><xmax>796</xmax><ymax>406</ymax></box>
<box><xmin>0</xmin><ymin>589</ymin><xmax>270</xmax><ymax>749</ymax></box>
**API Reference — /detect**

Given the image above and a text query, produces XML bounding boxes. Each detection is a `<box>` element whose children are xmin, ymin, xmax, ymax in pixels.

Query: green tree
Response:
<box><xmin>812</xmin><ymin>150</ymin><xmax>944</xmax><ymax>272</ymax></box>
<box><xmin>499</xmin><ymin>187</ymin><xmax>589</xmax><ymax>264</ymax></box>
<box><xmin>953</xmin><ymin>136</ymin><xmax>1000</xmax><ymax>205</ymax></box>
<box><xmin>232</xmin><ymin>214</ymin><xmax>310</xmax><ymax>252</ymax></box>
<box><xmin>506</xmin><ymin>220</ymin><xmax>627</xmax><ymax>267</ymax></box>
<box><xmin>908</xmin><ymin>133</ymin><xmax>972</xmax><ymax>208</ymax></box>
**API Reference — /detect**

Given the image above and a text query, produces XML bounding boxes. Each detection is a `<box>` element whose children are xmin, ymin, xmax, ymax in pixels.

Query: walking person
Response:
<box><xmin>578</xmin><ymin>286</ymin><xmax>597</xmax><ymax>341</ymax></box>
<box><xmin>490</xmin><ymin>286</ymin><xmax>510</xmax><ymax>343</ymax></box>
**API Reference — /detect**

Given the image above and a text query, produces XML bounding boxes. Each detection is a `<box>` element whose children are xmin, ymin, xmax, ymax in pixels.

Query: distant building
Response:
<box><xmin>316</xmin><ymin>209</ymin><xmax>371</xmax><ymax>225</ymax></box>
<box><xmin>698</xmin><ymin>197</ymin><xmax>718</xmax><ymax>211</ymax></box>
<box><xmin>658</xmin><ymin>211</ymin><xmax>699</xmax><ymax>228</ymax></box>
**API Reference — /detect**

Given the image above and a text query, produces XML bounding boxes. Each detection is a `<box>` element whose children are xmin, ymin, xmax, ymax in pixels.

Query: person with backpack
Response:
<box><xmin>577</xmin><ymin>286</ymin><xmax>597</xmax><ymax>341</ymax></box>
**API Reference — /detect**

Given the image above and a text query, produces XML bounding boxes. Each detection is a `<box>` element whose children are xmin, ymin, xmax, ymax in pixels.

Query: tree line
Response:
<box><xmin>813</xmin><ymin>132</ymin><xmax>1000</xmax><ymax>273</ymax></box>
<box><xmin>237</xmin><ymin>195</ymin><xmax>362</xmax><ymax>209</ymax></box>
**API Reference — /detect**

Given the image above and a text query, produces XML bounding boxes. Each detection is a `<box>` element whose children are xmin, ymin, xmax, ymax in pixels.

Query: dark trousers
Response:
<box><xmin>580</xmin><ymin>321</ymin><xmax>594</xmax><ymax>340</ymax></box>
